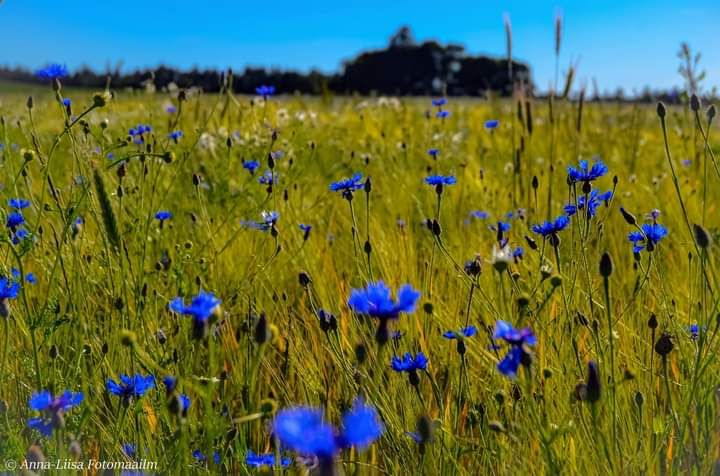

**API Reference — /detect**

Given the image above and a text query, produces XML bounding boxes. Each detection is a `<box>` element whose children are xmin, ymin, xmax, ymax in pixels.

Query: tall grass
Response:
<box><xmin>0</xmin><ymin>75</ymin><xmax>718</xmax><ymax>475</ymax></box>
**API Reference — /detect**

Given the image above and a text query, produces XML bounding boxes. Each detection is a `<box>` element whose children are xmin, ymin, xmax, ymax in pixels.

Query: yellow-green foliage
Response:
<box><xmin>0</xmin><ymin>86</ymin><xmax>718</xmax><ymax>474</ymax></box>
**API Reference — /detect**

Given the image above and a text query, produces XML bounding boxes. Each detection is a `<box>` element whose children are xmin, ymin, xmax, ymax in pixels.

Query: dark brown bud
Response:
<box><xmin>599</xmin><ymin>252</ymin><xmax>613</xmax><ymax>277</ymax></box>
<box><xmin>656</xmin><ymin>102</ymin><xmax>666</xmax><ymax>118</ymax></box>
<box><xmin>654</xmin><ymin>332</ymin><xmax>673</xmax><ymax>356</ymax></box>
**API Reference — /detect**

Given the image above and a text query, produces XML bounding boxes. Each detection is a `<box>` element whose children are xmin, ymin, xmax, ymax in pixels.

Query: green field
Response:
<box><xmin>0</xmin><ymin>84</ymin><xmax>719</xmax><ymax>474</ymax></box>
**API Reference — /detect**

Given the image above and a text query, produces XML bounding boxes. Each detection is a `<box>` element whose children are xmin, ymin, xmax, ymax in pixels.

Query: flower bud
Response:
<box><xmin>599</xmin><ymin>251</ymin><xmax>613</xmax><ymax>277</ymax></box>
<box><xmin>693</xmin><ymin>223</ymin><xmax>711</xmax><ymax>249</ymax></box>
<box><xmin>656</xmin><ymin>102</ymin><xmax>666</xmax><ymax>118</ymax></box>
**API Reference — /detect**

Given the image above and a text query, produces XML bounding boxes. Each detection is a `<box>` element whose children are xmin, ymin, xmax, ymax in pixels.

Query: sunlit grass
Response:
<box><xmin>0</xmin><ymin>83</ymin><xmax>718</xmax><ymax>474</ymax></box>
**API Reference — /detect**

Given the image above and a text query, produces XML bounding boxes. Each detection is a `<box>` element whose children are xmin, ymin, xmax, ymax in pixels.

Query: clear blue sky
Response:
<box><xmin>1</xmin><ymin>0</ymin><xmax>718</xmax><ymax>94</ymax></box>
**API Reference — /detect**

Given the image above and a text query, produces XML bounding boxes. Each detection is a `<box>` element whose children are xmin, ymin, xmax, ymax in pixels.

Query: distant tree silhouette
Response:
<box><xmin>0</xmin><ymin>26</ymin><xmax>532</xmax><ymax>96</ymax></box>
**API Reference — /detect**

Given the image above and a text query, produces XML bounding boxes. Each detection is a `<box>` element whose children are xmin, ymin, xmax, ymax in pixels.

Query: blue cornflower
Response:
<box><xmin>6</xmin><ymin>211</ymin><xmax>25</xmax><ymax>230</ymax></box>
<box><xmin>256</xmin><ymin>85</ymin><xmax>276</xmax><ymax>99</ymax></box>
<box><xmin>513</xmin><ymin>247</ymin><xmax>524</xmax><ymax>259</ymax></box>
<box><xmin>427</xmin><ymin>148</ymin><xmax>439</xmax><ymax>159</ymax></box>
<box><xmin>258</xmin><ymin>170</ymin><xmax>276</xmax><ymax>185</ymax></box>
<box><xmin>0</xmin><ymin>277</ymin><xmax>20</xmax><ymax>302</ymax></box>
<box><xmin>272</xmin><ymin>400</ymin><xmax>383</xmax><ymax>461</ymax></box>
<box><xmin>242</xmin><ymin>211</ymin><xmax>279</xmax><ymax>232</ymax></box>
<box><xmin>9</xmin><ymin>198</ymin><xmax>31</xmax><ymax>209</ymax></box>
<box><xmin>689</xmin><ymin>324</ymin><xmax>700</xmax><ymax>340</ymax></box>
<box><xmin>442</xmin><ymin>326</ymin><xmax>478</xmax><ymax>339</ymax></box>
<box><xmin>11</xmin><ymin>268</ymin><xmax>36</xmax><ymax>284</ymax></box>
<box><xmin>155</xmin><ymin>210</ymin><xmax>172</xmax><ymax>222</ymax></box>
<box><xmin>128</xmin><ymin>124</ymin><xmax>151</xmax><ymax>136</ymax></box>
<box><xmin>470</xmin><ymin>210</ymin><xmax>489</xmax><ymax>220</ymax></box>
<box><xmin>27</xmin><ymin>390</ymin><xmax>83</xmax><ymax>437</ymax></box>
<box><xmin>431</xmin><ymin>98</ymin><xmax>447</xmax><ymax>107</ymax></box>
<box><xmin>489</xmin><ymin>221</ymin><xmax>511</xmax><ymax>233</ymax></box>
<box><xmin>348</xmin><ymin>281</ymin><xmax>420</xmax><ymax>320</ymax></box>
<box><xmin>485</xmin><ymin>119</ymin><xmax>500</xmax><ymax>130</ymax></box>
<box><xmin>436</xmin><ymin>110</ymin><xmax>450</xmax><ymax>119</ymax></box>
<box><xmin>245</xmin><ymin>450</ymin><xmax>292</xmax><ymax>469</ymax></box>
<box><xmin>168</xmin><ymin>290</ymin><xmax>221</xmax><ymax>323</ymax></box>
<box><xmin>168</xmin><ymin>130</ymin><xmax>183</xmax><ymax>141</ymax></box>
<box><xmin>193</xmin><ymin>450</ymin><xmax>220</xmax><ymax>464</ymax></box>
<box><xmin>339</xmin><ymin>398</ymin><xmax>385</xmax><ymax>451</ymax></box>
<box><xmin>564</xmin><ymin>190</ymin><xmax>613</xmax><ymax>218</ymax></box>
<box><xmin>329</xmin><ymin>173</ymin><xmax>364</xmax><ymax>193</ymax></box>
<box><xmin>180</xmin><ymin>394</ymin><xmax>191</xmax><ymax>412</ymax></box>
<box><xmin>391</xmin><ymin>352</ymin><xmax>429</xmax><ymax>372</ymax></box>
<box><xmin>106</xmin><ymin>374</ymin><xmax>156</xmax><ymax>400</ymax></box>
<box><xmin>299</xmin><ymin>223</ymin><xmax>312</xmax><ymax>240</ymax></box>
<box><xmin>492</xmin><ymin>320</ymin><xmax>537</xmax><ymax>378</ymax></box>
<box><xmin>532</xmin><ymin>215</ymin><xmax>570</xmax><ymax>237</ymax></box>
<box><xmin>242</xmin><ymin>160</ymin><xmax>260</xmax><ymax>174</ymax></box>
<box><xmin>165</xmin><ymin>104</ymin><xmax>177</xmax><ymax>114</ymax></box>
<box><xmin>11</xmin><ymin>229</ymin><xmax>29</xmax><ymax>245</ymax></box>
<box><xmin>567</xmin><ymin>158</ymin><xmax>608</xmax><ymax>183</ymax></box>
<box><xmin>424</xmin><ymin>175</ymin><xmax>457</xmax><ymax>186</ymax></box>
<box><xmin>628</xmin><ymin>223</ymin><xmax>668</xmax><ymax>253</ymax></box>
<box><xmin>162</xmin><ymin>376</ymin><xmax>177</xmax><ymax>393</ymax></box>
<box><xmin>272</xmin><ymin>406</ymin><xmax>338</xmax><ymax>458</ymax></box>
<box><xmin>62</xmin><ymin>98</ymin><xmax>71</xmax><ymax>107</ymax></box>
<box><xmin>35</xmin><ymin>64</ymin><xmax>68</xmax><ymax>80</ymax></box>
<box><xmin>123</xmin><ymin>443</ymin><xmax>136</xmax><ymax>458</ymax></box>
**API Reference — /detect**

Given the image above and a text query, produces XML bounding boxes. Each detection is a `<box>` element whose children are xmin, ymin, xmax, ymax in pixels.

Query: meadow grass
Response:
<box><xmin>0</xmin><ymin>83</ymin><xmax>718</xmax><ymax>475</ymax></box>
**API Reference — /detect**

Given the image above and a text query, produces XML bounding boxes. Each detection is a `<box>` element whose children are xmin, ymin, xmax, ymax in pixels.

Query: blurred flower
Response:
<box><xmin>168</xmin><ymin>290</ymin><xmax>221</xmax><ymax>323</ymax></box>
<box><xmin>245</xmin><ymin>450</ymin><xmax>291</xmax><ymax>469</ymax></box>
<box><xmin>436</xmin><ymin>110</ymin><xmax>450</xmax><ymax>119</ymax></box>
<box><xmin>340</xmin><ymin>398</ymin><xmax>384</xmax><ymax>450</ymax></box>
<box><xmin>106</xmin><ymin>374</ymin><xmax>156</xmax><ymax>400</ymax></box>
<box><xmin>168</xmin><ymin>130</ymin><xmax>183</xmax><ymax>142</ymax></box>
<box><xmin>484</xmin><ymin>119</ymin><xmax>499</xmax><ymax>130</ymax></box>
<box><xmin>155</xmin><ymin>210</ymin><xmax>172</xmax><ymax>222</ymax></box>
<box><xmin>8</xmin><ymin>198</ymin><xmax>30</xmax><ymax>210</ymax></box>
<box><xmin>492</xmin><ymin>320</ymin><xmax>536</xmax><ymax>378</ymax></box>
<box><xmin>242</xmin><ymin>160</ymin><xmax>260</xmax><ymax>174</ymax></box>
<box><xmin>272</xmin><ymin>400</ymin><xmax>383</xmax><ymax>461</ymax></box>
<box><xmin>27</xmin><ymin>390</ymin><xmax>83</xmax><ymax>437</ymax></box>
<box><xmin>442</xmin><ymin>326</ymin><xmax>478</xmax><ymax>340</ymax></box>
<box><xmin>256</xmin><ymin>85</ymin><xmax>276</xmax><ymax>99</ymax></box>
<box><xmin>6</xmin><ymin>211</ymin><xmax>25</xmax><ymax>230</ymax></box>
<box><xmin>564</xmin><ymin>190</ymin><xmax>612</xmax><ymax>218</ymax></box>
<box><xmin>431</xmin><ymin>98</ymin><xmax>447</xmax><ymax>107</ymax></box>
<box><xmin>272</xmin><ymin>406</ymin><xmax>338</xmax><ymax>457</ymax></box>
<box><xmin>11</xmin><ymin>229</ymin><xmax>29</xmax><ymax>245</ymax></box>
<box><xmin>427</xmin><ymin>148</ymin><xmax>439</xmax><ymax>159</ymax></box>
<box><xmin>391</xmin><ymin>352</ymin><xmax>428</xmax><ymax>372</ymax></box>
<box><xmin>348</xmin><ymin>281</ymin><xmax>420</xmax><ymax>320</ymax></box>
<box><xmin>258</xmin><ymin>170</ymin><xmax>277</xmax><ymax>186</ymax></box>
<box><xmin>242</xmin><ymin>211</ymin><xmax>279</xmax><ymax>232</ymax></box>
<box><xmin>35</xmin><ymin>64</ymin><xmax>68</xmax><ymax>80</ymax></box>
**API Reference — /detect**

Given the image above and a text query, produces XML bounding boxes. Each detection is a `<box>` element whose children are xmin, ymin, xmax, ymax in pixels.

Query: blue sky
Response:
<box><xmin>1</xmin><ymin>0</ymin><xmax>718</xmax><ymax>93</ymax></box>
